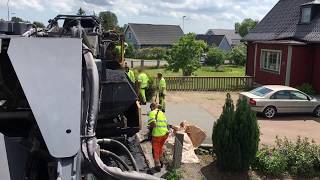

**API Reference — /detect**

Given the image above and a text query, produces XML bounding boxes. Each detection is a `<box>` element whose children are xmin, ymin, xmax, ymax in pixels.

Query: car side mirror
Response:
<box><xmin>307</xmin><ymin>96</ymin><xmax>311</xmax><ymax>101</ymax></box>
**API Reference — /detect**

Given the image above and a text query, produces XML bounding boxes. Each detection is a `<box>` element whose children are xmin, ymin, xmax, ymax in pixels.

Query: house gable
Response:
<box><xmin>125</xmin><ymin>23</ymin><xmax>184</xmax><ymax>48</ymax></box>
<box><xmin>218</xmin><ymin>36</ymin><xmax>232</xmax><ymax>51</ymax></box>
<box><xmin>124</xmin><ymin>25</ymin><xmax>140</xmax><ymax>48</ymax></box>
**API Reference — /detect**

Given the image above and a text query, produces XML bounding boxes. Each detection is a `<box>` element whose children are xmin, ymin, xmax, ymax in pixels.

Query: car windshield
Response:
<box><xmin>250</xmin><ymin>87</ymin><xmax>273</xmax><ymax>97</ymax></box>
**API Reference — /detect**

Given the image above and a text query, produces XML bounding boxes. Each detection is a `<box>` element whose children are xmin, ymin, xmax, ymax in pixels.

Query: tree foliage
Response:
<box><xmin>212</xmin><ymin>94</ymin><xmax>259</xmax><ymax>171</ymax></box>
<box><xmin>235</xmin><ymin>18</ymin><xmax>259</xmax><ymax>37</ymax></box>
<box><xmin>229</xmin><ymin>44</ymin><xmax>247</xmax><ymax>66</ymax></box>
<box><xmin>11</xmin><ymin>16</ymin><xmax>24</xmax><ymax>23</ymax></box>
<box><xmin>206</xmin><ymin>47</ymin><xmax>225</xmax><ymax>68</ymax></box>
<box><xmin>99</xmin><ymin>11</ymin><xmax>118</xmax><ymax>31</ymax></box>
<box><xmin>77</xmin><ymin>7</ymin><xmax>86</xmax><ymax>15</ymax></box>
<box><xmin>33</xmin><ymin>21</ymin><xmax>45</xmax><ymax>28</ymax></box>
<box><xmin>166</xmin><ymin>33</ymin><xmax>207</xmax><ymax>76</ymax></box>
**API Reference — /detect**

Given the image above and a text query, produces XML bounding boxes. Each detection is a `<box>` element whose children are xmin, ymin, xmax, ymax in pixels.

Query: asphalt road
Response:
<box><xmin>142</xmin><ymin>92</ymin><xmax>320</xmax><ymax>146</ymax></box>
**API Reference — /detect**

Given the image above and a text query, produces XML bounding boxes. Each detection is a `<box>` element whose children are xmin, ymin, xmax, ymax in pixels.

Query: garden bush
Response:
<box><xmin>297</xmin><ymin>83</ymin><xmax>316</xmax><ymax>95</ymax></box>
<box><xmin>212</xmin><ymin>94</ymin><xmax>259</xmax><ymax>171</ymax></box>
<box><xmin>253</xmin><ymin>136</ymin><xmax>320</xmax><ymax>177</ymax></box>
<box><xmin>228</xmin><ymin>44</ymin><xmax>247</xmax><ymax>66</ymax></box>
<box><xmin>205</xmin><ymin>47</ymin><xmax>225</xmax><ymax>68</ymax></box>
<box><xmin>133</xmin><ymin>47</ymin><xmax>168</xmax><ymax>60</ymax></box>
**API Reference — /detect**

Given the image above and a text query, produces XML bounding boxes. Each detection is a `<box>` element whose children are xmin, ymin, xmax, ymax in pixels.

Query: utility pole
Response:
<box><xmin>182</xmin><ymin>15</ymin><xmax>186</xmax><ymax>33</ymax></box>
<box><xmin>7</xmin><ymin>0</ymin><xmax>10</xmax><ymax>21</ymax></box>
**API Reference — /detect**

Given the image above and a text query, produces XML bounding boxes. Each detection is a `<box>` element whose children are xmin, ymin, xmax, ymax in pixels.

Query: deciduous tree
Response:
<box><xmin>206</xmin><ymin>47</ymin><xmax>225</xmax><ymax>68</ymax></box>
<box><xmin>235</xmin><ymin>18</ymin><xmax>259</xmax><ymax>37</ymax></box>
<box><xmin>33</xmin><ymin>21</ymin><xmax>45</xmax><ymax>28</ymax></box>
<box><xmin>99</xmin><ymin>11</ymin><xmax>118</xmax><ymax>31</ymax></box>
<box><xmin>229</xmin><ymin>44</ymin><xmax>247</xmax><ymax>66</ymax></box>
<box><xmin>166</xmin><ymin>33</ymin><xmax>207</xmax><ymax>76</ymax></box>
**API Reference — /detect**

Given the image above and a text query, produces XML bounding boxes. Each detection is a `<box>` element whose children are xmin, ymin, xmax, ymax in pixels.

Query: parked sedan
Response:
<box><xmin>240</xmin><ymin>85</ymin><xmax>320</xmax><ymax>118</ymax></box>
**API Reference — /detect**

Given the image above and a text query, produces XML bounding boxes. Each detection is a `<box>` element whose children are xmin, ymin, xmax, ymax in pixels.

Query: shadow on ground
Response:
<box><xmin>200</xmin><ymin>162</ymin><xmax>250</xmax><ymax>180</ymax></box>
<box><xmin>258</xmin><ymin>113</ymin><xmax>320</xmax><ymax>123</ymax></box>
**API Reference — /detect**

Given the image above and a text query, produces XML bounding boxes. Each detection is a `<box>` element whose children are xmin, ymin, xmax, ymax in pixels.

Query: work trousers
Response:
<box><xmin>159</xmin><ymin>93</ymin><xmax>165</xmax><ymax>111</ymax></box>
<box><xmin>139</xmin><ymin>88</ymin><xmax>146</xmax><ymax>104</ymax></box>
<box><xmin>152</xmin><ymin>134</ymin><xmax>168</xmax><ymax>162</ymax></box>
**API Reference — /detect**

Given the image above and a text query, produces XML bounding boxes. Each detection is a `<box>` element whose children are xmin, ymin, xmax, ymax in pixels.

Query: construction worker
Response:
<box><xmin>148</xmin><ymin>103</ymin><xmax>169</xmax><ymax>172</ymax></box>
<box><xmin>157</xmin><ymin>73</ymin><xmax>166</xmax><ymax>112</ymax></box>
<box><xmin>124</xmin><ymin>62</ymin><xmax>136</xmax><ymax>83</ymax></box>
<box><xmin>137</xmin><ymin>68</ymin><xmax>149</xmax><ymax>105</ymax></box>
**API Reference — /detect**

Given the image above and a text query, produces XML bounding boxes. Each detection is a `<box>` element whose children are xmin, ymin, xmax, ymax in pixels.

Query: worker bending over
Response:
<box><xmin>148</xmin><ymin>103</ymin><xmax>169</xmax><ymax>172</ymax></box>
<box><xmin>137</xmin><ymin>68</ymin><xmax>149</xmax><ymax>105</ymax></box>
<box><xmin>157</xmin><ymin>73</ymin><xmax>166</xmax><ymax>112</ymax></box>
<box><xmin>124</xmin><ymin>62</ymin><xmax>136</xmax><ymax>83</ymax></box>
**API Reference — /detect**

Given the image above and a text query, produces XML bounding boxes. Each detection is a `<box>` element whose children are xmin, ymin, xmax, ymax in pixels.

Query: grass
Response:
<box><xmin>138</xmin><ymin>65</ymin><xmax>245</xmax><ymax>77</ymax></box>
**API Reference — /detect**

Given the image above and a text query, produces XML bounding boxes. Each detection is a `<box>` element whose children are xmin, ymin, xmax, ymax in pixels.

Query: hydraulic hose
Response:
<box><xmin>97</xmin><ymin>139</ymin><xmax>139</xmax><ymax>172</ymax></box>
<box><xmin>100</xmin><ymin>149</ymin><xmax>130</xmax><ymax>171</ymax></box>
<box><xmin>81</xmin><ymin>45</ymin><xmax>160</xmax><ymax>180</ymax></box>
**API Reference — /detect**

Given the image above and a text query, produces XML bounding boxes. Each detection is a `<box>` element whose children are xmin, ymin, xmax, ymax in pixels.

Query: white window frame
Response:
<box><xmin>301</xmin><ymin>7</ymin><xmax>312</xmax><ymax>24</ymax></box>
<box><xmin>260</xmin><ymin>49</ymin><xmax>282</xmax><ymax>74</ymax></box>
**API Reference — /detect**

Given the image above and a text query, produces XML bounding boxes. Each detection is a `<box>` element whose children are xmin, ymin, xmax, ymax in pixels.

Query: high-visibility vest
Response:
<box><xmin>158</xmin><ymin>77</ymin><xmax>166</xmax><ymax>95</ymax></box>
<box><xmin>138</xmin><ymin>73</ymin><xmax>149</xmax><ymax>88</ymax></box>
<box><xmin>148</xmin><ymin>109</ymin><xmax>168</xmax><ymax>137</ymax></box>
<box><xmin>127</xmin><ymin>70</ymin><xmax>136</xmax><ymax>83</ymax></box>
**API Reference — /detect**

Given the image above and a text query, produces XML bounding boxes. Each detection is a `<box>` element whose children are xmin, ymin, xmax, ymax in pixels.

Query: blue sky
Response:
<box><xmin>0</xmin><ymin>0</ymin><xmax>278</xmax><ymax>33</ymax></box>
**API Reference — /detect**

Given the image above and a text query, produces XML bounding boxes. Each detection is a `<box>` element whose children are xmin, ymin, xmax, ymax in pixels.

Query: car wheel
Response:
<box><xmin>263</xmin><ymin>106</ymin><xmax>276</xmax><ymax>119</ymax></box>
<box><xmin>314</xmin><ymin>106</ymin><xmax>320</xmax><ymax>117</ymax></box>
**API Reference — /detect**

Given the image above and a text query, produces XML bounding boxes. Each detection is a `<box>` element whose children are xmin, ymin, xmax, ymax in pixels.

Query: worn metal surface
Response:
<box><xmin>8</xmin><ymin>38</ymin><xmax>82</xmax><ymax>158</ymax></box>
<box><xmin>0</xmin><ymin>133</ymin><xmax>10</xmax><ymax>180</ymax></box>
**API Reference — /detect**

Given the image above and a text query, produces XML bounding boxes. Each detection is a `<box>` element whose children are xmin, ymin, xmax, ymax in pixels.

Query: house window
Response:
<box><xmin>260</xmin><ymin>49</ymin><xmax>282</xmax><ymax>73</ymax></box>
<box><xmin>301</xmin><ymin>7</ymin><xmax>312</xmax><ymax>23</ymax></box>
<box><xmin>128</xmin><ymin>32</ymin><xmax>132</xmax><ymax>39</ymax></box>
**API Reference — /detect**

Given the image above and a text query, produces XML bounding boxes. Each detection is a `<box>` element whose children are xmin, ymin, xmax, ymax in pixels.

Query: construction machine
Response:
<box><xmin>0</xmin><ymin>15</ymin><xmax>157</xmax><ymax>180</ymax></box>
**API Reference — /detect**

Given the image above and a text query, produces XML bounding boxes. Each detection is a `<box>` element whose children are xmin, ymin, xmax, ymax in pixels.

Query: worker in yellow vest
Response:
<box><xmin>137</xmin><ymin>68</ymin><xmax>149</xmax><ymax>105</ymax></box>
<box><xmin>148</xmin><ymin>103</ymin><xmax>169</xmax><ymax>172</ymax></box>
<box><xmin>157</xmin><ymin>73</ymin><xmax>166</xmax><ymax>112</ymax></box>
<box><xmin>124</xmin><ymin>62</ymin><xmax>136</xmax><ymax>83</ymax></box>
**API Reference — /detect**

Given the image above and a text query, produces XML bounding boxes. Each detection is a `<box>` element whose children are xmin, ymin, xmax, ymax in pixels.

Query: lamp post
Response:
<box><xmin>7</xmin><ymin>0</ymin><xmax>10</xmax><ymax>21</ymax></box>
<box><xmin>182</xmin><ymin>15</ymin><xmax>186</xmax><ymax>33</ymax></box>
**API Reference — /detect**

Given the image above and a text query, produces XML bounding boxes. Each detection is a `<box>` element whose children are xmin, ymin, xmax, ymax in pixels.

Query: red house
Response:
<box><xmin>243</xmin><ymin>0</ymin><xmax>320</xmax><ymax>93</ymax></box>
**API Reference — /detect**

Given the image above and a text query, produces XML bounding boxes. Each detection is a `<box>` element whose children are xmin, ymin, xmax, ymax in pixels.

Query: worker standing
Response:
<box><xmin>157</xmin><ymin>73</ymin><xmax>166</xmax><ymax>112</ymax></box>
<box><xmin>124</xmin><ymin>62</ymin><xmax>136</xmax><ymax>84</ymax></box>
<box><xmin>148</xmin><ymin>103</ymin><xmax>168</xmax><ymax>172</ymax></box>
<box><xmin>137</xmin><ymin>68</ymin><xmax>149</xmax><ymax>105</ymax></box>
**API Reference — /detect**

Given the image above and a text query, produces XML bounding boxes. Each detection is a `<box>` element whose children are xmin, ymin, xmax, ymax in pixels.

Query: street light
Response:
<box><xmin>182</xmin><ymin>16</ymin><xmax>186</xmax><ymax>33</ymax></box>
<box><xmin>7</xmin><ymin>0</ymin><xmax>10</xmax><ymax>21</ymax></box>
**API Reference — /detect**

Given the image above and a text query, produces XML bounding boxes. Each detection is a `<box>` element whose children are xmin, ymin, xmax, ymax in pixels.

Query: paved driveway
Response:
<box><xmin>143</xmin><ymin>92</ymin><xmax>320</xmax><ymax>145</ymax></box>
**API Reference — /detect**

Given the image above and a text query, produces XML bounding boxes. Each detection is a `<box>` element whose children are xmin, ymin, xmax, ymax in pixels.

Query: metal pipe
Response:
<box><xmin>81</xmin><ymin>45</ymin><xmax>160</xmax><ymax>180</ymax></box>
<box><xmin>97</xmin><ymin>138</ymin><xmax>139</xmax><ymax>172</ymax></box>
<box><xmin>100</xmin><ymin>149</ymin><xmax>130</xmax><ymax>171</ymax></box>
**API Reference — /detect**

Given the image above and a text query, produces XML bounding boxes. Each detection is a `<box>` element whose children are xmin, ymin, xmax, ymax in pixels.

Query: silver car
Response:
<box><xmin>240</xmin><ymin>85</ymin><xmax>320</xmax><ymax>118</ymax></box>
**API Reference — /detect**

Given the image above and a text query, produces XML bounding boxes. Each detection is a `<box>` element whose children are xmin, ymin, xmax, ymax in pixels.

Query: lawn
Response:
<box><xmin>139</xmin><ymin>65</ymin><xmax>245</xmax><ymax>77</ymax></box>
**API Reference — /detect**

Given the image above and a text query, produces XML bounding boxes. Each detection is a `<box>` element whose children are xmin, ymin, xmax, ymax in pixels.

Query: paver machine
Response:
<box><xmin>0</xmin><ymin>15</ymin><xmax>157</xmax><ymax>180</ymax></box>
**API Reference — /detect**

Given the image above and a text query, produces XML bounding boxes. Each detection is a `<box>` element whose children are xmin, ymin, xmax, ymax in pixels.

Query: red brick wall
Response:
<box><xmin>290</xmin><ymin>46</ymin><xmax>314</xmax><ymax>87</ymax></box>
<box><xmin>254</xmin><ymin>44</ymin><xmax>288</xmax><ymax>85</ymax></box>
<box><xmin>312</xmin><ymin>45</ymin><xmax>320</xmax><ymax>93</ymax></box>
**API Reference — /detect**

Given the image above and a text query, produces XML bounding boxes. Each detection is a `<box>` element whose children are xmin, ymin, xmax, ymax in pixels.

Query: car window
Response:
<box><xmin>250</xmin><ymin>87</ymin><xmax>273</xmax><ymax>97</ymax></box>
<box><xmin>290</xmin><ymin>91</ymin><xmax>308</xmax><ymax>100</ymax></box>
<box><xmin>270</xmin><ymin>90</ymin><xmax>291</xmax><ymax>99</ymax></box>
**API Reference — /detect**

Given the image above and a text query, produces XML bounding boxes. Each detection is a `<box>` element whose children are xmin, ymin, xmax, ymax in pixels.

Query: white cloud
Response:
<box><xmin>0</xmin><ymin>0</ymin><xmax>278</xmax><ymax>31</ymax></box>
<box><xmin>5</xmin><ymin>0</ymin><xmax>44</xmax><ymax>11</ymax></box>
